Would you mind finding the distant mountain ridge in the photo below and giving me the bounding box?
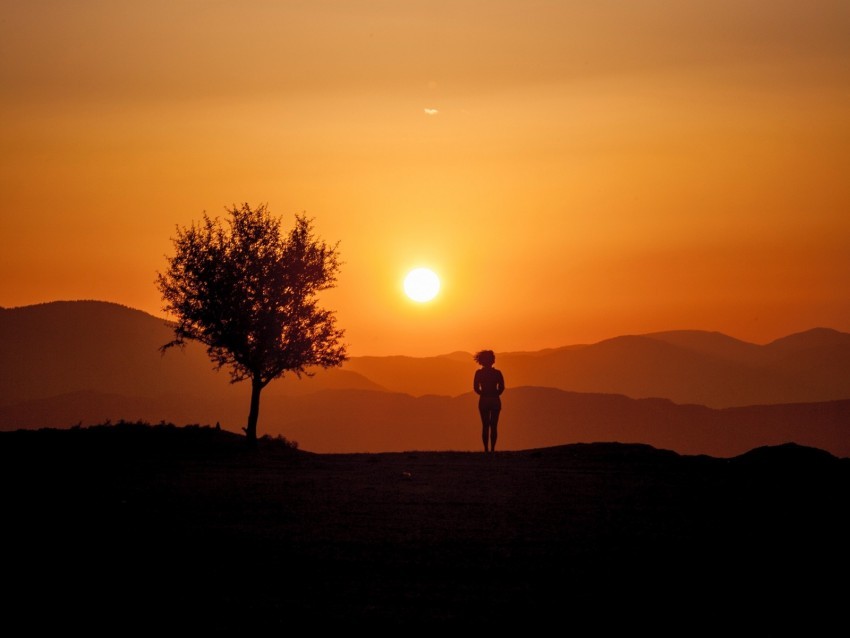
[2,386,848,458]
[342,327,850,407]
[2,300,849,457]
[0,300,384,406]
[3,300,850,408]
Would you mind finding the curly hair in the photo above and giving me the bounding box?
[473,349,496,366]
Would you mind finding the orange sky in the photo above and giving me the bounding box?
[2,1,849,356]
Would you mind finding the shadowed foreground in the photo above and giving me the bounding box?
[2,423,848,630]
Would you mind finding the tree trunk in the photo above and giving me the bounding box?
[244,378,263,446]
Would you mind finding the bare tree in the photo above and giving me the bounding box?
[156,203,347,444]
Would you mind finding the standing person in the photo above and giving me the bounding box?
[473,349,505,452]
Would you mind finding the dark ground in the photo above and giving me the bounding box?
[2,422,848,631]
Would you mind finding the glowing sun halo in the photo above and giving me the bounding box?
[404,268,440,302]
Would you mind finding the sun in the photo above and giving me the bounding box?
[403,268,440,302]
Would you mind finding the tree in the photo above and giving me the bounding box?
[155,203,348,444]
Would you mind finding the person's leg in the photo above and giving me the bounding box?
[479,406,489,451]
[490,409,500,451]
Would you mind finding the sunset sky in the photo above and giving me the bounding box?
[2,1,849,356]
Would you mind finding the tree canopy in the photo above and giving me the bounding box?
[156,203,347,443]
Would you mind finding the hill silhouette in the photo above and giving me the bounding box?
[345,328,850,406]
[2,423,847,629]
[2,300,849,457]
[0,300,383,405]
[24,386,845,458]
[5,300,849,407]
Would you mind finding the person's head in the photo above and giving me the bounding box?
[473,349,496,367]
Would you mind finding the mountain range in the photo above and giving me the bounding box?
[1,300,849,457]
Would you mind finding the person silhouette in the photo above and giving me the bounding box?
[473,349,505,452]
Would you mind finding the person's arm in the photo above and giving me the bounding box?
[473,370,482,395]
[496,370,505,395]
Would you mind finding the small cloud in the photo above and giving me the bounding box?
[424,108,439,116]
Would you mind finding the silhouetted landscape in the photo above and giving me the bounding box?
[2,300,849,457]
[3,300,849,627]
[2,300,849,628]
[2,422,848,629]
